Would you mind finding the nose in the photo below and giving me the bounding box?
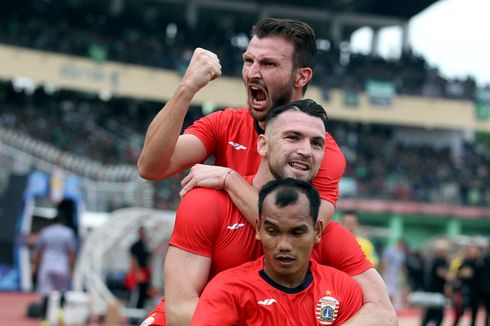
[295,140,313,158]
[277,235,293,252]
[245,61,261,79]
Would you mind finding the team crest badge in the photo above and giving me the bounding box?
[315,295,339,325]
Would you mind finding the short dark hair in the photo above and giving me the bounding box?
[251,18,317,94]
[264,98,328,129]
[258,178,320,223]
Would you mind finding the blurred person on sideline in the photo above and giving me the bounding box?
[340,210,379,267]
[140,100,395,326]
[32,200,78,325]
[191,179,363,325]
[479,240,490,326]
[421,239,450,326]
[451,244,481,326]
[381,239,407,310]
[126,226,152,312]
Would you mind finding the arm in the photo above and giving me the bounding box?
[344,268,397,326]
[180,165,333,226]
[138,48,221,180]
[164,246,212,326]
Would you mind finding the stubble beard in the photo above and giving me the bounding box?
[249,78,296,122]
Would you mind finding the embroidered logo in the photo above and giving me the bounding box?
[228,141,247,151]
[315,295,339,325]
[227,223,245,230]
[258,298,277,306]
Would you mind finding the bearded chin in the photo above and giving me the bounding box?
[269,161,316,182]
[268,162,285,180]
[255,83,295,122]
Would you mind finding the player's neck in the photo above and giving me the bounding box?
[262,259,311,289]
[252,162,275,190]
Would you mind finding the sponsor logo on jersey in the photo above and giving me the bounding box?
[315,295,339,325]
[258,298,277,306]
[227,223,245,230]
[228,141,247,151]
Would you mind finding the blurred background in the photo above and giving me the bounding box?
[0,0,489,325]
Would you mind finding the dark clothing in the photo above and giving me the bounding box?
[422,256,448,326]
[480,253,490,326]
[129,239,151,310]
[131,240,150,268]
[452,259,480,326]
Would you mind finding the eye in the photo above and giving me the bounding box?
[243,57,253,65]
[311,140,324,149]
[266,228,278,236]
[292,230,305,236]
[286,135,299,141]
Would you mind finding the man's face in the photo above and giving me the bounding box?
[257,193,321,287]
[242,36,296,121]
[259,110,325,181]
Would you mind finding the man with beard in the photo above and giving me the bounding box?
[138,18,343,226]
[140,100,395,326]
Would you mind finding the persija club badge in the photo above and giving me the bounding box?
[315,295,339,325]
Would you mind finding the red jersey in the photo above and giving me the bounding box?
[191,258,363,326]
[142,180,372,326]
[184,108,345,205]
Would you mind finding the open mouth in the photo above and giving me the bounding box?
[249,84,267,107]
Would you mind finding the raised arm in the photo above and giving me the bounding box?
[138,48,221,180]
[164,246,212,326]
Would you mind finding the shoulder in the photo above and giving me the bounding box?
[181,186,229,203]
[176,188,233,224]
[324,132,345,159]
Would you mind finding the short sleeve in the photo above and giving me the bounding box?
[169,188,222,257]
[184,110,225,156]
[312,221,372,276]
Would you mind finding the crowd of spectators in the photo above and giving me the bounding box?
[1,80,489,210]
[0,0,479,100]
[1,1,488,209]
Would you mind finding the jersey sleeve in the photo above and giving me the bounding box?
[313,222,373,276]
[311,132,346,206]
[169,188,222,257]
[191,273,240,326]
[183,110,225,156]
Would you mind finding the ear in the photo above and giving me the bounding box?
[294,67,313,89]
[314,220,323,244]
[257,134,268,158]
[255,217,262,240]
